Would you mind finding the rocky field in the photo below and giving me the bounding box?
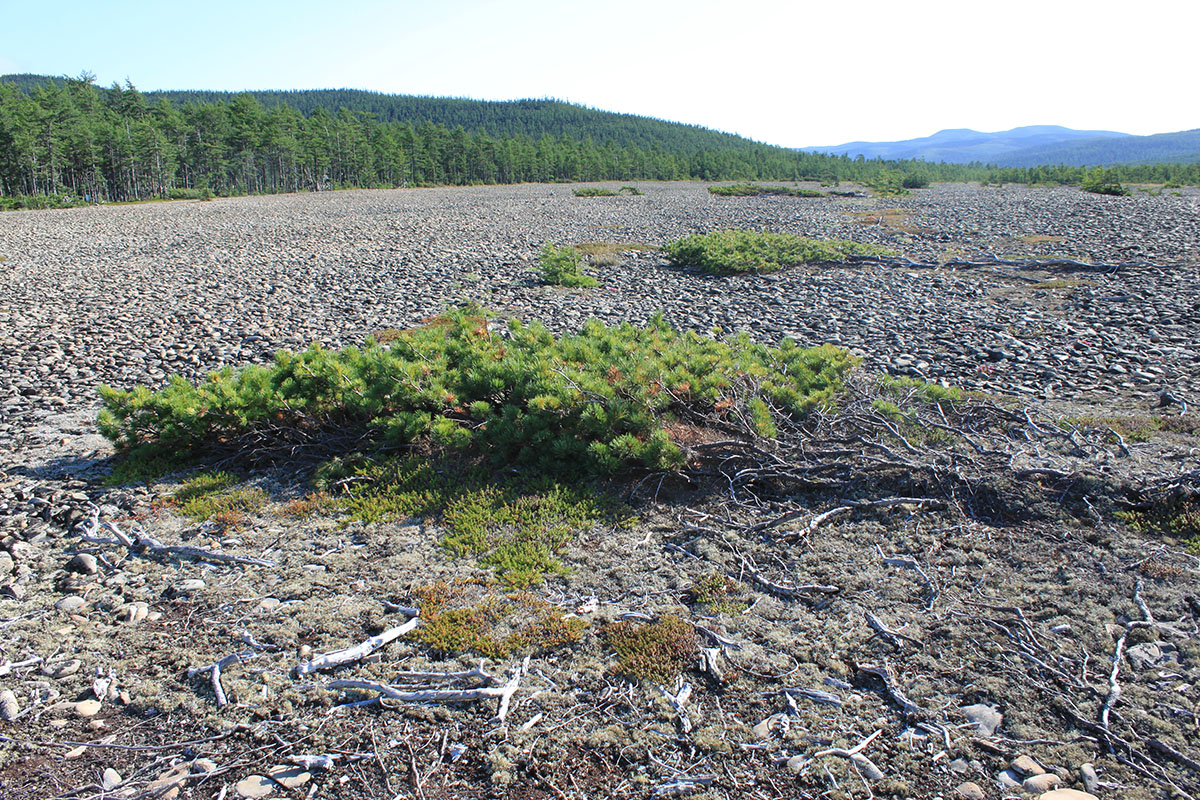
[0,182,1198,800]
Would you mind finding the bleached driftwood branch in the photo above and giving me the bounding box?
[296,617,420,676]
[188,651,258,707]
[327,658,527,722]
[75,506,274,568]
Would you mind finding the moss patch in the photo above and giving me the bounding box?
[410,582,586,658]
[171,471,267,526]
[319,456,628,586]
[602,615,698,682]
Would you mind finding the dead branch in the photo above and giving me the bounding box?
[738,557,839,600]
[813,728,885,780]
[781,687,843,707]
[187,651,257,707]
[876,545,936,604]
[389,666,496,686]
[328,658,527,723]
[656,681,693,734]
[75,506,274,568]
[296,617,420,676]
[0,656,43,677]
[864,611,923,650]
[856,662,922,718]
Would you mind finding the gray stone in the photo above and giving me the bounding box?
[1078,763,1099,794]
[962,703,1002,736]
[66,553,98,574]
[956,782,986,800]
[1125,642,1163,670]
[1010,754,1044,776]
[1023,773,1061,793]
[54,595,87,613]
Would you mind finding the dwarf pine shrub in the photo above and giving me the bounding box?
[572,187,618,197]
[538,242,598,287]
[709,183,824,197]
[98,305,856,477]
[665,230,895,274]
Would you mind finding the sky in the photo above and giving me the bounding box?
[1,0,1194,148]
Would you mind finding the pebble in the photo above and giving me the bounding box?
[65,553,99,574]
[1079,763,1099,794]
[42,658,82,678]
[54,595,88,612]
[1037,791,1099,800]
[236,774,276,798]
[1010,754,1045,776]
[172,579,206,595]
[997,769,1023,789]
[962,703,1003,736]
[74,699,102,717]
[0,688,18,721]
[101,767,122,790]
[956,782,986,800]
[1024,773,1061,792]
[267,765,311,789]
[116,601,149,624]
[256,597,281,613]
[146,764,190,800]
[752,715,781,740]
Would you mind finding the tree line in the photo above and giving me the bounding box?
[0,74,1196,207]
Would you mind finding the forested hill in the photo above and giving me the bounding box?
[3,74,770,154]
[0,73,971,204]
[994,129,1200,168]
[150,91,763,154]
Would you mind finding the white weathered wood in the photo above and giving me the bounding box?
[296,617,420,676]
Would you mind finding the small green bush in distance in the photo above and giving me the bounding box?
[1080,167,1131,197]
[538,242,598,287]
[573,187,618,197]
[709,183,824,198]
[618,186,642,195]
[98,304,857,477]
[0,193,88,211]
[665,229,896,274]
[166,186,216,201]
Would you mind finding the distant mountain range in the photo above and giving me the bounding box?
[802,125,1200,167]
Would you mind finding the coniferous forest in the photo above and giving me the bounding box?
[1,73,1197,208]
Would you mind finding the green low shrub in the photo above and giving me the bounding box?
[98,305,857,478]
[665,229,895,274]
[167,186,216,201]
[538,242,598,287]
[709,183,823,197]
[1081,167,1131,196]
[0,193,87,211]
[573,187,617,197]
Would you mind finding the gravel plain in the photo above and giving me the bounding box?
[2,181,1198,472]
[1,182,1199,800]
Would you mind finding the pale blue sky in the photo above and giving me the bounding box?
[2,0,1194,147]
